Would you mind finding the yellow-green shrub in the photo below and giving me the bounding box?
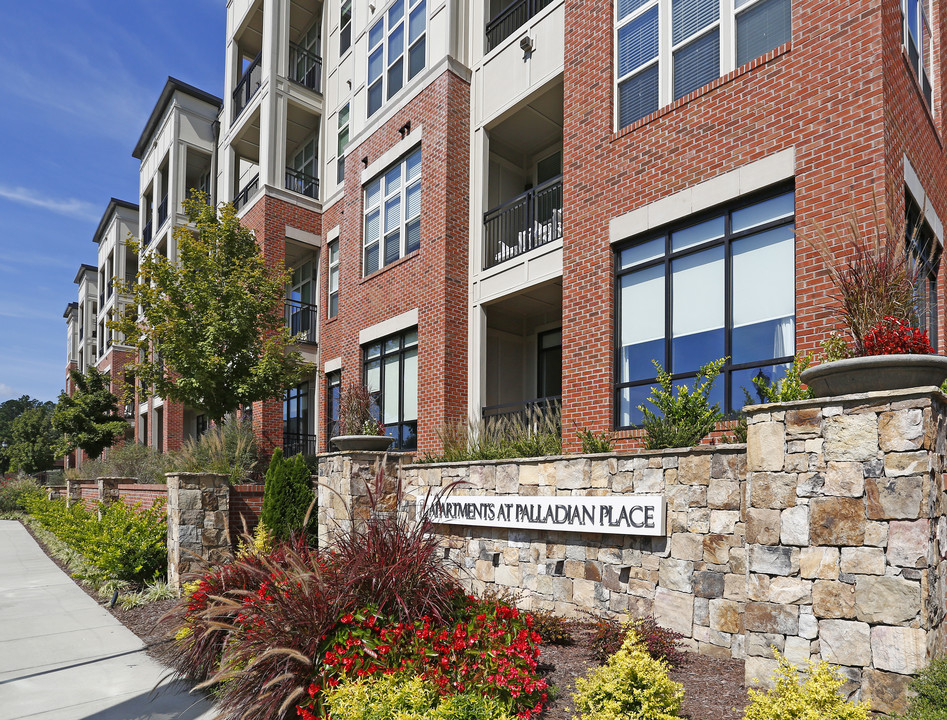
[323,674,515,720]
[572,630,683,720]
[743,651,871,720]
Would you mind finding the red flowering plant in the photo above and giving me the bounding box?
[295,595,547,720]
[861,316,934,356]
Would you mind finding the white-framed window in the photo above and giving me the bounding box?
[367,0,427,117]
[903,0,933,108]
[363,147,422,274]
[340,0,353,55]
[615,0,791,130]
[615,185,795,427]
[337,103,350,184]
[328,239,340,318]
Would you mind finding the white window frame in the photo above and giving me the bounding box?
[363,147,422,274]
[902,0,933,110]
[328,239,340,318]
[614,0,790,131]
[337,103,350,184]
[367,0,427,117]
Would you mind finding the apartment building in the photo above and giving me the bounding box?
[131,78,223,453]
[65,0,947,458]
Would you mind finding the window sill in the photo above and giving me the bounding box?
[358,248,420,284]
[900,48,941,146]
[611,41,792,142]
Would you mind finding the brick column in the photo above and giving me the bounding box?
[165,473,231,590]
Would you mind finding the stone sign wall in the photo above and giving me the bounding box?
[316,387,947,714]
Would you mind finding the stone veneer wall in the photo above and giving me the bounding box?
[165,473,230,590]
[316,388,947,714]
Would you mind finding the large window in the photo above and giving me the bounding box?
[615,0,791,129]
[367,0,427,117]
[903,0,933,108]
[364,147,421,274]
[364,329,418,449]
[284,382,310,437]
[328,239,340,318]
[906,191,940,348]
[615,187,795,427]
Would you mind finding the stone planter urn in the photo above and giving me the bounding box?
[800,354,947,397]
[331,434,395,452]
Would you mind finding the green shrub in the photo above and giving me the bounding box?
[575,424,614,454]
[324,674,515,720]
[260,448,316,540]
[743,651,871,720]
[0,475,43,512]
[77,441,176,483]
[638,358,725,450]
[749,354,814,404]
[175,417,258,483]
[23,494,166,585]
[899,658,947,720]
[573,630,684,720]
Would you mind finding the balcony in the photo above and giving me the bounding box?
[289,43,323,94]
[486,0,556,51]
[285,299,317,343]
[107,279,114,298]
[157,194,168,228]
[483,175,562,270]
[234,173,260,211]
[99,291,105,307]
[233,53,263,121]
[285,167,319,200]
[283,431,318,457]
[142,219,153,245]
[79,327,84,340]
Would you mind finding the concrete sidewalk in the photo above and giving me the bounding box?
[0,519,217,720]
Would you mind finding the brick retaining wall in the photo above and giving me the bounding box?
[230,484,266,536]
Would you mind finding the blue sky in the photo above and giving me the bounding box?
[0,0,224,403]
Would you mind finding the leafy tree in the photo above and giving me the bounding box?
[53,367,128,461]
[7,407,59,474]
[260,448,316,540]
[0,396,55,472]
[113,195,312,424]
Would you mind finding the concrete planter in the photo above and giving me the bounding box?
[801,354,947,397]
[331,434,395,452]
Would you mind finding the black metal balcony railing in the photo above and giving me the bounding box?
[486,0,556,51]
[233,53,263,120]
[482,395,562,430]
[234,173,260,211]
[285,167,320,199]
[157,194,168,228]
[142,219,153,245]
[289,43,323,93]
[107,279,114,298]
[106,333,112,349]
[285,298,318,343]
[79,327,84,340]
[283,431,318,457]
[483,175,562,270]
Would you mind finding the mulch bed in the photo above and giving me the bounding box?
[537,623,749,720]
[21,518,749,719]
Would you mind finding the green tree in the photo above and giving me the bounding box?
[53,367,129,461]
[260,448,316,540]
[7,406,59,474]
[0,396,55,472]
[113,196,311,424]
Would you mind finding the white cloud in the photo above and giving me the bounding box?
[0,185,99,222]
[0,383,14,398]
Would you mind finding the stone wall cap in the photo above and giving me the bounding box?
[746,386,946,414]
[96,477,138,481]
[402,444,747,470]
[164,472,230,479]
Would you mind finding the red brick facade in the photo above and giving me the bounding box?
[560,0,947,450]
[317,69,471,455]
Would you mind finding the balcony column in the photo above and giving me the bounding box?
[468,305,487,425]
[258,0,281,190]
